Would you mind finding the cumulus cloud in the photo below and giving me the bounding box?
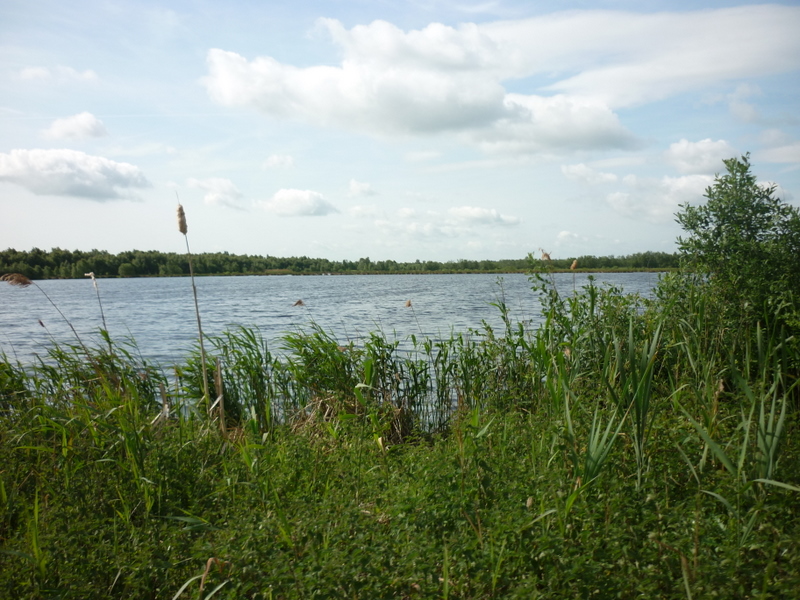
[42,112,108,140]
[187,177,244,208]
[202,6,799,155]
[448,206,520,226]
[263,154,294,169]
[259,189,338,216]
[606,174,712,223]
[561,163,618,184]
[349,179,377,197]
[201,19,635,153]
[0,149,149,200]
[473,94,638,154]
[19,66,98,82]
[664,139,736,174]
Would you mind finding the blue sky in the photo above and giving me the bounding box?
[1,1,798,262]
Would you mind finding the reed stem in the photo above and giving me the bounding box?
[177,203,210,407]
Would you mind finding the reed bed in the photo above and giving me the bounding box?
[1,274,799,599]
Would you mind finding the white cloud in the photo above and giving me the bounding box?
[349,179,376,197]
[664,139,736,174]
[201,18,636,154]
[606,174,713,223]
[448,206,520,226]
[42,112,108,140]
[557,230,581,242]
[19,66,98,82]
[397,207,418,219]
[187,177,244,208]
[203,6,800,157]
[473,94,637,154]
[405,150,441,162]
[758,142,800,165]
[524,7,800,108]
[760,181,794,203]
[0,149,149,200]
[18,67,51,80]
[561,163,617,184]
[263,154,294,169]
[259,189,338,216]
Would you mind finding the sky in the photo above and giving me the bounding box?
[1,0,799,262]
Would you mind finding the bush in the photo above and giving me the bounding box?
[676,154,800,330]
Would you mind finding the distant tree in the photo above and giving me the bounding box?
[118,263,137,278]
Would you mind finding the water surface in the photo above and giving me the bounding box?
[0,272,661,365]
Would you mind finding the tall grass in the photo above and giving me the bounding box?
[0,270,798,598]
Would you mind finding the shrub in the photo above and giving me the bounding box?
[676,154,800,331]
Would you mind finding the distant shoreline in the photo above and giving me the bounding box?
[20,267,676,281]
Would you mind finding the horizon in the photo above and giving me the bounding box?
[1,1,798,262]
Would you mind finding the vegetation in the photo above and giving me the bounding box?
[0,248,679,279]
[677,153,800,332]
[0,156,798,598]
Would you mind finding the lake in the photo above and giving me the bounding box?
[0,272,661,366]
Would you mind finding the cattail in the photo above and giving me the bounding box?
[404,299,412,308]
[570,259,578,270]
[293,299,305,307]
[177,204,188,235]
[539,248,551,261]
[176,201,210,408]
[1,272,33,287]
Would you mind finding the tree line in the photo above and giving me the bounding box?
[0,247,679,280]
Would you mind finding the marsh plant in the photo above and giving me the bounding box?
[177,202,211,408]
[0,156,798,598]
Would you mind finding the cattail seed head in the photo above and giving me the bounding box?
[177,204,188,235]
[538,248,551,261]
[405,299,412,308]
[1,273,33,287]
[570,259,578,270]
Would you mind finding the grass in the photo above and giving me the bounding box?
[1,274,799,598]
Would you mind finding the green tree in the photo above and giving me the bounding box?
[676,154,800,328]
[118,262,138,277]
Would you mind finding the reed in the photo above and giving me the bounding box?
[176,203,210,409]
[1,248,799,597]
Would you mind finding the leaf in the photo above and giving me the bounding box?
[701,490,733,514]
[753,479,800,493]
[678,402,736,476]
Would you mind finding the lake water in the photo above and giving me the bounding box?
[0,272,661,366]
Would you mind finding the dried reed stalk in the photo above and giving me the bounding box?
[2,272,90,354]
[176,203,210,407]
[85,271,112,353]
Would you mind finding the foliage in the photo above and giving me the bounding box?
[676,154,800,330]
[0,247,679,279]
[1,154,799,597]
[2,261,799,597]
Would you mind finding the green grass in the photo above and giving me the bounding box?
[1,276,799,598]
